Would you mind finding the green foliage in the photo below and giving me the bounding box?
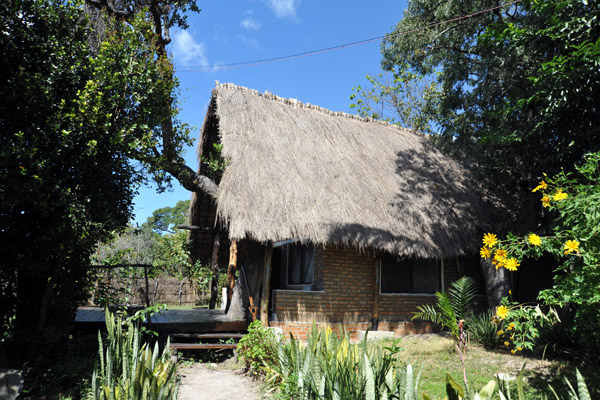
[485,151,600,358]
[88,309,178,400]
[349,68,442,134]
[142,200,190,234]
[200,143,229,183]
[265,325,421,400]
[493,297,560,355]
[465,310,499,350]
[0,0,138,343]
[380,0,600,206]
[412,277,478,340]
[236,320,279,375]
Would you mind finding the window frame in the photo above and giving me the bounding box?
[379,255,443,295]
[283,243,315,287]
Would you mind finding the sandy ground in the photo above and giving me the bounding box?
[177,362,261,400]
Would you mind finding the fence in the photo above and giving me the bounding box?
[89,265,206,306]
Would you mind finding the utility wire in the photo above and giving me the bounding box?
[177,0,524,72]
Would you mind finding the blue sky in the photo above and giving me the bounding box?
[132,0,407,224]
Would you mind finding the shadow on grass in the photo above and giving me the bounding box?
[524,360,600,399]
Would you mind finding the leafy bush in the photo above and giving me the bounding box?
[466,310,500,349]
[88,309,178,400]
[237,320,279,375]
[480,151,600,359]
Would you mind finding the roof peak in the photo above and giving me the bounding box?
[214,81,413,133]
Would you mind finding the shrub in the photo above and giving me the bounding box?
[266,325,419,400]
[412,276,478,341]
[237,320,279,375]
[88,309,178,400]
[466,310,500,349]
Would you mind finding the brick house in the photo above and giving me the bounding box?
[188,83,488,339]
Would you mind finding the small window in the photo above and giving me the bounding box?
[284,244,314,285]
[380,254,440,294]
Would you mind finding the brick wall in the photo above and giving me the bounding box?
[270,246,490,339]
[272,245,453,338]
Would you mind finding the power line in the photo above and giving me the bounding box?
[176,0,524,72]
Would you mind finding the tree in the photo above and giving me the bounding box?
[380,0,600,211]
[349,67,443,134]
[143,199,190,234]
[0,0,137,348]
[379,0,599,304]
[483,151,600,357]
[83,0,218,199]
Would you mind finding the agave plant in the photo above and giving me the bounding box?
[412,276,478,340]
[265,324,422,400]
[88,308,178,400]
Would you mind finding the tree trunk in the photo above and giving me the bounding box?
[480,258,511,307]
[260,244,274,326]
[225,240,238,314]
[226,241,264,321]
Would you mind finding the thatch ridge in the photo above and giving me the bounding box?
[192,82,486,259]
[213,81,425,135]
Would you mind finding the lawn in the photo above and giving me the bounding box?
[382,333,599,399]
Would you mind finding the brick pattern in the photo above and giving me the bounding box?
[271,246,487,338]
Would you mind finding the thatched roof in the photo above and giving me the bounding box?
[190,82,486,260]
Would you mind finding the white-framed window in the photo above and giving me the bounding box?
[283,243,314,286]
[380,254,440,294]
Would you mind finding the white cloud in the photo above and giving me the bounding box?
[262,0,301,19]
[240,17,261,30]
[171,30,208,66]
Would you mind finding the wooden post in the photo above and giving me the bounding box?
[372,258,380,331]
[208,232,221,309]
[260,244,274,326]
[143,265,151,308]
[225,240,238,314]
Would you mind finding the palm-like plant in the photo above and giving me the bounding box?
[412,276,478,340]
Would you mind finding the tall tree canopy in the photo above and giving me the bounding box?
[380,0,600,216]
[0,0,213,359]
[0,0,138,338]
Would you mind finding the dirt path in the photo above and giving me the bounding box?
[177,362,261,400]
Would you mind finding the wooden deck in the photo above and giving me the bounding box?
[75,307,248,334]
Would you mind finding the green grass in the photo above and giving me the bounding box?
[377,334,599,399]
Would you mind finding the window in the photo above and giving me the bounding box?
[284,244,314,285]
[380,254,440,294]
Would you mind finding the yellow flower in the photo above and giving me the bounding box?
[528,233,542,247]
[564,240,580,255]
[506,325,512,331]
[532,180,547,192]
[483,233,498,248]
[511,349,516,354]
[496,305,509,320]
[480,246,492,259]
[504,341,510,346]
[504,257,520,271]
[517,346,523,352]
[495,249,507,259]
[508,290,512,295]
[553,190,568,201]
[510,322,515,328]
[541,195,551,208]
[492,249,507,270]
[497,330,504,336]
